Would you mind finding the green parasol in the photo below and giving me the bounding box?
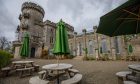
[53,19,70,58]
[20,32,29,58]
[52,19,70,84]
[97,0,140,37]
[128,44,133,54]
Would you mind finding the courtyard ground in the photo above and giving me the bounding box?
[0,59,139,84]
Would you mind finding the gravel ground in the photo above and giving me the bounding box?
[0,59,139,84]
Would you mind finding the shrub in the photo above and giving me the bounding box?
[41,50,48,58]
[101,53,109,61]
[65,54,75,59]
[0,50,13,69]
[83,56,96,61]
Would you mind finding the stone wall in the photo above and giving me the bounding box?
[68,31,126,60]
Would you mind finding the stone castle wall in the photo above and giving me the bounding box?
[68,31,127,60]
[14,2,74,58]
[14,1,140,60]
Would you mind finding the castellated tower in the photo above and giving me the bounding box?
[13,2,74,58]
[17,2,45,58]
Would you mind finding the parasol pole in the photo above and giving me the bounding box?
[57,55,59,66]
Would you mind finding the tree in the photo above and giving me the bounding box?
[0,36,9,50]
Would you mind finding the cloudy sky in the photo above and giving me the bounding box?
[0,0,127,41]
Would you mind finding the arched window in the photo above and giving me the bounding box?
[70,43,73,54]
[114,37,120,54]
[101,39,108,53]
[88,40,93,55]
[79,42,82,56]
[50,29,54,43]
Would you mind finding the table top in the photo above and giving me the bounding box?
[128,64,140,72]
[116,71,132,77]
[12,61,34,64]
[42,63,73,70]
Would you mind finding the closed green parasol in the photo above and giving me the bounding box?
[52,19,70,84]
[128,44,133,54]
[20,32,29,58]
[97,0,140,37]
[53,19,70,55]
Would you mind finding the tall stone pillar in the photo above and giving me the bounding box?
[82,29,87,57]
[13,41,22,59]
[112,48,116,60]
[111,37,116,60]
[74,32,77,56]
[93,26,99,60]
[122,36,128,58]
[109,37,113,59]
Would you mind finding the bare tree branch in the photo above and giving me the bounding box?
[0,36,9,50]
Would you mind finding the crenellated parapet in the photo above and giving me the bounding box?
[44,20,74,32]
[22,2,45,17]
[44,20,56,28]
[64,22,74,31]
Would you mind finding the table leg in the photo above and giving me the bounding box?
[20,70,23,78]
[31,62,34,67]
[57,70,59,84]
[117,77,124,84]
[65,70,71,78]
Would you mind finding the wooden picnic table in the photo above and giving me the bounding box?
[12,61,34,68]
[42,63,73,84]
[128,64,140,72]
[127,64,140,83]
[12,61,34,64]
[12,61,35,77]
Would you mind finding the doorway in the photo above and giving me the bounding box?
[31,47,35,58]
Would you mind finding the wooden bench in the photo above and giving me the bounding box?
[38,70,46,79]
[29,76,50,84]
[34,65,40,72]
[38,70,58,81]
[1,67,11,77]
[14,65,23,69]
[68,69,79,73]
[61,74,83,84]
[123,81,137,84]
[16,67,34,77]
[126,74,140,84]
[68,69,79,77]
[116,71,132,84]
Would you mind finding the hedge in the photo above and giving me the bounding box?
[0,50,13,69]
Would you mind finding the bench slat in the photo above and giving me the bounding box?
[16,67,34,71]
[1,67,11,71]
[124,81,137,84]
[29,76,49,84]
[61,74,82,84]
[68,69,79,73]
[116,71,132,77]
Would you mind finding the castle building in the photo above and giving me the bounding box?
[68,26,127,60]
[13,2,74,58]
[13,2,140,60]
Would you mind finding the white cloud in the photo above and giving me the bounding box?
[0,0,128,41]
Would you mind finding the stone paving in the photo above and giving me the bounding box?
[0,59,139,84]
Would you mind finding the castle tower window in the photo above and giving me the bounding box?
[34,20,43,27]
[50,29,54,44]
[50,37,52,43]
[19,14,22,20]
[16,25,20,33]
[23,13,30,18]
[50,37,53,44]
[52,37,53,43]
[21,24,29,30]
